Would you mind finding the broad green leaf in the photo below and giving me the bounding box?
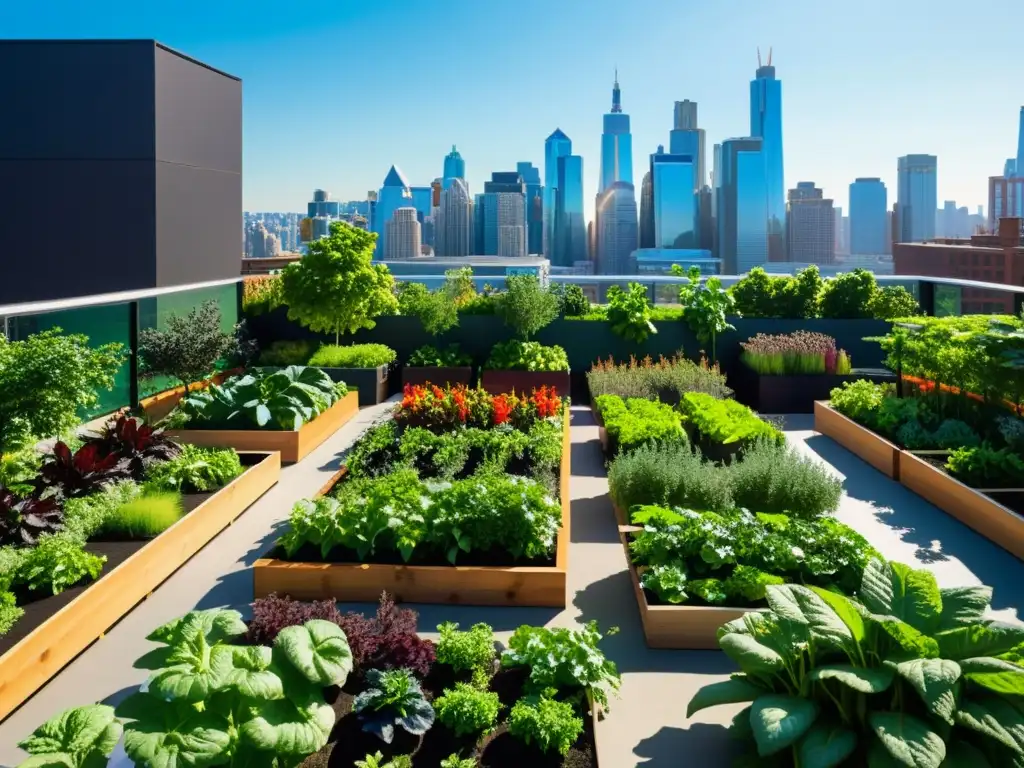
[226,645,284,701]
[240,699,334,755]
[275,620,353,687]
[18,705,122,761]
[809,664,895,694]
[808,587,866,645]
[937,622,1024,661]
[686,677,766,718]
[17,756,77,768]
[941,741,992,767]
[147,642,235,704]
[119,693,232,768]
[955,696,1024,753]
[960,657,1024,697]
[797,722,857,768]
[869,712,946,768]
[861,560,942,634]
[749,695,819,757]
[867,611,940,660]
[720,632,786,676]
[765,585,852,651]
[895,659,961,725]
[939,586,993,630]
[146,608,247,647]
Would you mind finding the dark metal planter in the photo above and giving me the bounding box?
[317,365,389,406]
[480,369,572,397]
[400,366,474,389]
[730,365,896,414]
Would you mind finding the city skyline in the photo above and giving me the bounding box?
[6,0,1020,223]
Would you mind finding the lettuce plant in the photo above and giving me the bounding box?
[688,559,1024,766]
[142,444,242,493]
[595,394,687,453]
[433,682,500,737]
[507,695,584,757]
[353,668,435,743]
[679,392,785,448]
[17,704,122,768]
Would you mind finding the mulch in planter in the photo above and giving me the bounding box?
[300,664,597,768]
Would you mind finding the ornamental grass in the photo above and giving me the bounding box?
[740,331,851,375]
[587,353,732,403]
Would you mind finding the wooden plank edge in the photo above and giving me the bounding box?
[814,400,901,480]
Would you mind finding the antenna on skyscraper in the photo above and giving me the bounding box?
[768,47,773,66]
[757,47,762,67]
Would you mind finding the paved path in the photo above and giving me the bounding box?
[2,408,1023,767]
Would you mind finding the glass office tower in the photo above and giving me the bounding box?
[517,161,543,254]
[1016,107,1024,180]
[600,72,633,192]
[555,154,587,265]
[749,59,785,261]
[849,177,888,254]
[373,165,412,259]
[442,145,465,190]
[544,129,572,260]
[717,138,768,274]
[596,181,638,274]
[652,154,698,249]
[897,155,938,243]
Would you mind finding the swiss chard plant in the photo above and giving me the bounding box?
[0,490,64,546]
[687,559,1024,767]
[352,667,435,744]
[39,443,133,501]
[171,365,346,431]
[87,412,181,480]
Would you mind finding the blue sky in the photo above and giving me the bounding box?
[3,0,1021,222]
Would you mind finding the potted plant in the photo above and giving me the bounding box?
[306,343,397,406]
[398,269,474,388]
[481,274,568,396]
[732,330,894,413]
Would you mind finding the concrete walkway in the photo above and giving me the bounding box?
[2,407,1023,766]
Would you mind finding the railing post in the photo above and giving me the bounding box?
[918,280,935,317]
[1014,292,1023,317]
[128,300,139,409]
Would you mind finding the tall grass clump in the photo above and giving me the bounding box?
[607,443,733,515]
[587,353,731,404]
[740,331,851,375]
[100,491,185,539]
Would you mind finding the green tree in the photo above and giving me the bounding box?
[675,265,737,362]
[280,222,398,344]
[868,285,920,320]
[0,329,126,453]
[820,269,878,319]
[138,301,242,393]
[495,274,560,339]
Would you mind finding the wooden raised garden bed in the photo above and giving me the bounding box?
[814,400,901,479]
[732,367,895,414]
[166,390,358,464]
[400,365,474,389]
[899,450,1024,560]
[480,370,571,397]
[253,414,571,608]
[618,525,751,650]
[139,369,240,423]
[0,451,280,722]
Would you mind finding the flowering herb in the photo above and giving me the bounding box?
[740,330,849,375]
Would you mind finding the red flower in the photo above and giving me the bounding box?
[492,395,511,425]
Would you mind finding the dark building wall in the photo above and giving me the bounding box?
[0,40,241,305]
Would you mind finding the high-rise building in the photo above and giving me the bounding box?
[989,176,1024,229]
[431,179,442,207]
[1005,159,1017,178]
[544,129,573,260]
[599,71,633,192]
[674,99,698,130]
[436,177,473,257]
[639,170,654,248]
[410,186,432,223]
[669,100,706,189]
[716,137,767,274]
[517,161,543,254]
[897,155,938,243]
[652,150,698,249]
[1016,107,1024,179]
[555,154,587,265]
[443,145,465,190]
[374,165,412,258]
[937,201,970,239]
[749,51,785,261]
[849,177,888,255]
[595,181,638,274]
[307,189,341,218]
[383,207,420,261]
[476,172,527,257]
[786,182,834,265]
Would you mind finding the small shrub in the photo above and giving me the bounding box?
[485,340,569,372]
[559,283,590,317]
[868,284,920,319]
[434,683,500,737]
[727,437,842,519]
[241,274,284,315]
[507,696,583,757]
[407,344,471,367]
[819,268,877,319]
[494,274,560,339]
[896,419,934,449]
[308,343,397,368]
[999,415,1024,450]
[679,393,784,449]
[143,445,242,493]
[436,621,496,674]
[947,444,1024,488]
[246,592,344,645]
[100,491,184,539]
[258,340,315,366]
[828,379,892,427]
[608,443,733,513]
[606,283,656,342]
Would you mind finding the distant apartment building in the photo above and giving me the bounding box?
[383,207,421,261]
[849,177,888,255]
[989,176,1024,230]
[786,182,834,265]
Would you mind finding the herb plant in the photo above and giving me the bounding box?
[675,265,736,362]
[439,754,476,768]
[559,283,591,317]
[0,447,42,498]
[355,752,412,768]
[594,395,687,453]
[436,621,497,674]
[947,444,1024,488]
[688,560,1024,767]
[143,444,242,493]
[353,668,435,743]
[485,340,569,372]
[494,274,560,339]
[680,393,785,450]
[587,353,732,403]
[99,491,184,539]
[607,442,734,514]
[308,343,397,368]
[407,344,472,367]
[507,696,584,756]
[606,282,657,343]
[14,534,106,595]
[727,437,843,519]
[434,683,500,737]
[0,590,23,636]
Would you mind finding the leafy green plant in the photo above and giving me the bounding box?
[434,682,500,737]
[868,284,920,319]
[16,704,122,768]
[999,416,1024,451]
[0,589,23,636]
[932,419,980,450]
[0,491,64,546]
[947,444,1024,488]
[407,344,471,367]
[439,754,476,768]
[680,393,785,449]
[353,667,435,744]
[0,447,42,498]
[607,442,734,514]
[138,300,246,393]
[39,442,133,501]
[829,380,892,428]
[396,274,461,337]
[729,266,824,319]
[173,366,345,431]
[436,621,497,674]
[502,621,621,713]
[258,340,315,366]
[507,696,584,756]
[143,445,242,493]
[594,395,687,453]
[559,283,591,317]
[355,752,412,768]
[494,274,560,339]
[0,329,127,453]
[675,264,736,362]
[99,491,184,539]
[820,268,878,319]
[15,534,106,595]
[61,481,142,541]
[308,343,397,368]
[688,559,1024,767]
[606,283,657,343]
[281,220,398,344]
[485,340,569,372]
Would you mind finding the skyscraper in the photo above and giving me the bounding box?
[307,189,341,218]
[652,150,698,249]
[599,71,633,192]
[849,177,888,254]
[786,182,834,265]
[544,129,572,259]
[1016,107,1024,180]
[436,177,473,257]
[989,175,1024,230]
[717,137,767,274]
[374,165,412,258]
[383,207,421,260]
[897,155,938,243]
[477,172,527,257]
[639,170,654,248]
[555,154,587,265]
[443,146,465,190]
[595,181,638,274]
[517,161,543,254]
[749,50,785,261]
[669,100,706,189]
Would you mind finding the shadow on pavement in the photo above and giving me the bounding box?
[634,723,739,766]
